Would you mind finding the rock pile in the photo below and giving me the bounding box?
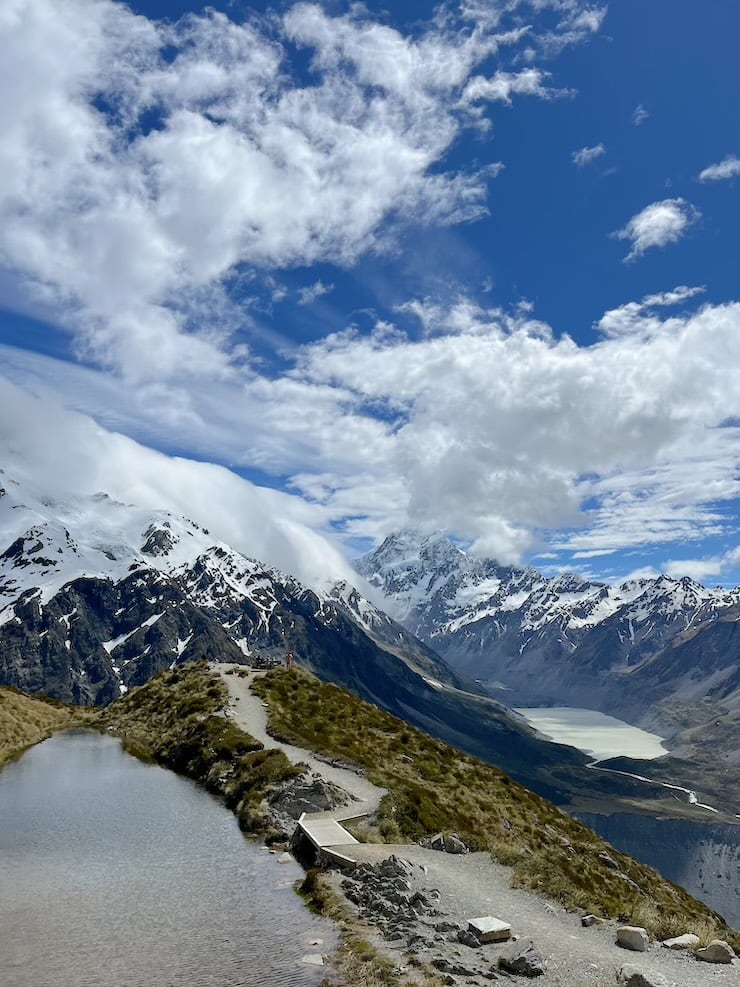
[341,856,440,945]
[270,771,351,835]
[338,855,549,981]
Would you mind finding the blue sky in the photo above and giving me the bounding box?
[0,0,739,586]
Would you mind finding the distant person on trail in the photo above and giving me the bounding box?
[285,652,294,668]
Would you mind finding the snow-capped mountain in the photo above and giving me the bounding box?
[0,470,463,706]
[5,469,631,804]
[357,531,740,720]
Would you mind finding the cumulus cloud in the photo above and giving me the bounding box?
[0,0,604,384]
[572,143,605,167]
[3,294,740,564]
[699,155,740,182]
[596,284,705,336]
[612,198,700,261]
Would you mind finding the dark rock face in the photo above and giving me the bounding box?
[0,571,246,705]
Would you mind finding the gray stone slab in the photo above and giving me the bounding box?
[467,915,512,943]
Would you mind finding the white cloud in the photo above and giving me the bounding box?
[0,0,607,384]
[612,198,699,262]
[699,155,740,182]
[663,546,740,583]
[631,103,649,126]
[663,558,722,582]
[4,296,740,566]
[597,284,705,336]
[297,280,334,306]
[0,378,355,588]
[572,143,605,167]
[461,68,566,106]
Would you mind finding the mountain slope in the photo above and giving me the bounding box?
[0,469,614,804]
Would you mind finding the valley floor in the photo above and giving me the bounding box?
[215,664,738,987]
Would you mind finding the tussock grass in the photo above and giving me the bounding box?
[253,668,739,947]
[0,687,87,766]
[98,663,301,837]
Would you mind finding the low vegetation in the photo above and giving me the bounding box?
[253,667,739,947]
[0,686,87,766]
[98,662,302,838]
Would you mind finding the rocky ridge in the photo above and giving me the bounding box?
[0,471,461,707]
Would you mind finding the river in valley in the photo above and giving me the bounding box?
[0,731,337,987]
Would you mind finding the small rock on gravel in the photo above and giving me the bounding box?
[581,914,603,928]
[457,928,482,948]
[497,938,546,977]
[695,940,736,964]
[617,926,649,952]
[662,933,699,950]
[619,964,668,987]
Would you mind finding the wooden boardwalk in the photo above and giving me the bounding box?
[298,814,359,850]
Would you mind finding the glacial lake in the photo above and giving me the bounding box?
[0,731,336,987]
[514,706,668,761]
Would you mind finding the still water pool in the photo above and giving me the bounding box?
[0,731,336,987]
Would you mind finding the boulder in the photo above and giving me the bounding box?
[422,832,446,851]
[661,933,699,950]
[695,940,736,964]
[618,964,668,987]
[497,939,546,977]
[444,833,468,854]
[617,926,649,952]
[468,916,512,943]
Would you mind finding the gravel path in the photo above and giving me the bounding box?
[216,664,387,819]
[215,664,737,986]
[331,844,738,986]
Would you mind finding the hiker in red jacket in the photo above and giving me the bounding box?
[284,651,294,668]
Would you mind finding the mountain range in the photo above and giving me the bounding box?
[3,467,623,805]
[357,530,740,726]
[3,469,738,815]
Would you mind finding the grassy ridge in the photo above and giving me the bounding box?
[253,667,739,947]
[98,662,303,837]
[0,687,85,766]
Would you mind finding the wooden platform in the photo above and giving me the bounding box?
[298,815,359,850]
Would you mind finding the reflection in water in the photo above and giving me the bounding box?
[0,731,336,987]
